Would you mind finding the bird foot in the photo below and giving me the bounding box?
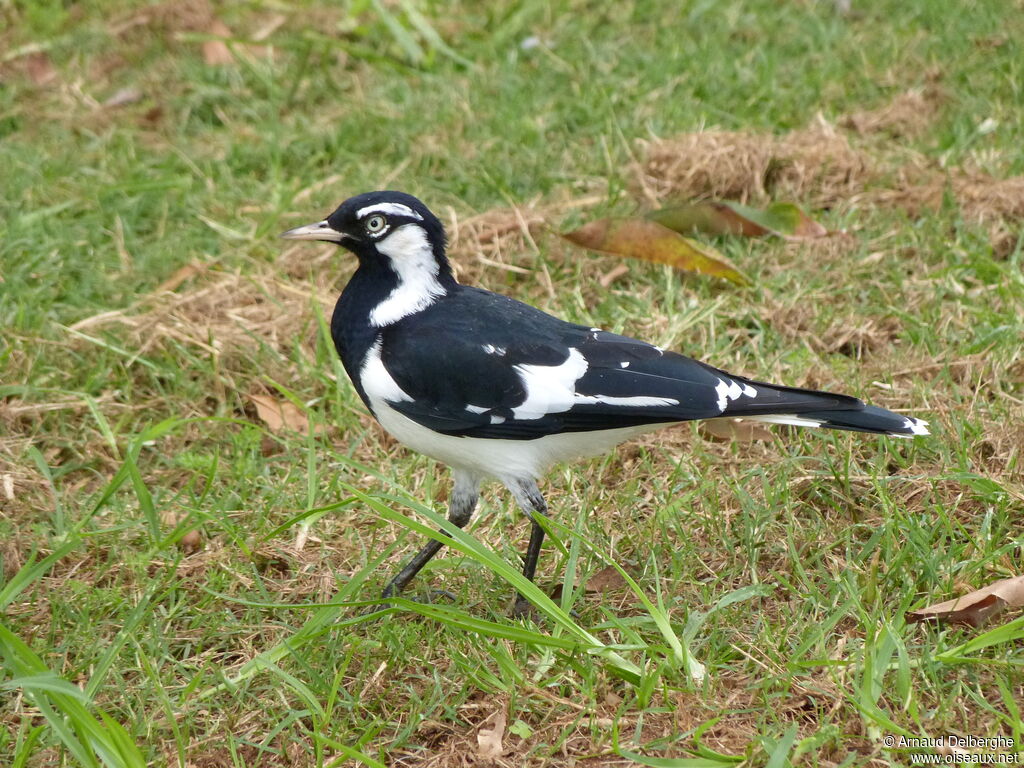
[511,592,580,621]
[511,596,539,620]
[422,588,458,604]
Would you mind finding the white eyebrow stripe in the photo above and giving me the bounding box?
[356,202,424,221]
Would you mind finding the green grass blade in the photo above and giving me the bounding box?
[617,749,739,767]
[763,723,799,768]
[125,451,160,542]
[396,0,474,68]
[542,513,704,680]
[935,614,1024,663]
[350,484,642,681]
[0,623,146,768]
[83,580,160,699]
[2,673,92,699]
[25,445,64,534]
[11,724,46,768]
[0,539,80,611]
[260,497,357,541]
[369,0,424,65]
[317,733,389,768]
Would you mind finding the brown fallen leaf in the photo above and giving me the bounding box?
[906,575,1024,628]
[647,200,828,240]
[203,20,235,66]
[562,218,750,285]
[585,565,628,593]
[26,51,57,86]
[700,418,775,442]
[153,261,203,294]
[476,710,506,761]
[248,393,312,434]
[160,511,203,554]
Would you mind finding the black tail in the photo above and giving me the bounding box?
[740,391,930,438]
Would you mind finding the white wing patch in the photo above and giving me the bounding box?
[902,417,930,436]
[369,224,447,327]
[715,377,759,412]
[361,339,414,407]
[512,348,678,420]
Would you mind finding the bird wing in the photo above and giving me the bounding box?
[373,288,865,440]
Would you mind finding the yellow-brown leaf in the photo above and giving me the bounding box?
[562,218,750,285]
[648,200,828,240]
[648,201,772,237]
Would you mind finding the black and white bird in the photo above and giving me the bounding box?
[282,191,929,615]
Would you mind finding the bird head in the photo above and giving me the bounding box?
[280,191,450,277]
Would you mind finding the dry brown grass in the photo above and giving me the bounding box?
[62,246,338,374]
[447,204,546,266]
[637,115,873,208]
[390,685,766,768]
[840,88,945,139]
[638,98,1024,262]
[767,305,904,360]
[868,170,1024,251]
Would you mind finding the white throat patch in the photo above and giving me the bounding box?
[369,223,448,327]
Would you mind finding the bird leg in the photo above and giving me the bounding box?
[379,470,480,602]
[508,478,549,618]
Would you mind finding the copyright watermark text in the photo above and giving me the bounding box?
[883,734,1020,764]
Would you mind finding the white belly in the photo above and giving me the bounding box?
[375,402,661,480]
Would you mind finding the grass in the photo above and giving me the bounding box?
[2,0,1023,765]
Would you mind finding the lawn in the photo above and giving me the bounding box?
[1,0,1023,765]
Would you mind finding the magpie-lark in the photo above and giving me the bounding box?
[282,190,929,615]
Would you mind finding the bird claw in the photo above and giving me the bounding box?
[511,594,580,621]
[511,596,539,621]
[424,588,458,603]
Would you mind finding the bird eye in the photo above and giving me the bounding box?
[365,214,387,234]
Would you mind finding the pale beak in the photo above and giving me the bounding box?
[279,219,349,242]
